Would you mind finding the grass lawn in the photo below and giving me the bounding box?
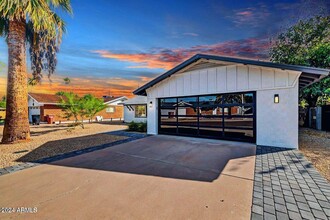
[0,121,128,168]
[299,128,330,182]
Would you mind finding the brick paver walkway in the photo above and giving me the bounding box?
[251,146,330,220]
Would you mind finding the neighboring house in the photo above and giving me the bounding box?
[28,93,128,123]
[134,54,330,149]
[97,96,128,120]
[28,93,65,123]
[122,96,147,123]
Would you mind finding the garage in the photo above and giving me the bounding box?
[158,92,256,142]
[134,54,329,148]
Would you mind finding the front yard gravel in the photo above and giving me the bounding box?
[0,122,128,168]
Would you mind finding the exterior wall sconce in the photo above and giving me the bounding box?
[274,94,279,103]
[149,101,153,108]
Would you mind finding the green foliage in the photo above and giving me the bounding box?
[128,121,147,132]
[0,0,72,84]
[300,77,330,106]
[0,96,5,108]
[80,94,107,122]
[270,15,330,107]
[57,92,107,127]
[63,77,71,85]
[270,16,330,67]
[57,92,81,124]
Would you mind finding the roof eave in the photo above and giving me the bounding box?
[133,54,330,96]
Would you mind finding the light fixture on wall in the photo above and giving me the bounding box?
[149,101,153,108]
[274,94,279,103]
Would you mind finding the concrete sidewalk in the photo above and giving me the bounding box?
[0,135,256,220]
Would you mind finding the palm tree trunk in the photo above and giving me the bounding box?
[2,18,30,143]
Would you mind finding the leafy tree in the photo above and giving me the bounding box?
[63,77,71,85]
[0,0,72,143]
[81,94,107,123]
[0,96,6,108]
[57,92,106,127]
[57,92,81,125]
[270,16,330,107]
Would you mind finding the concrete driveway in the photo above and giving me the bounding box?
[0,135,256,220]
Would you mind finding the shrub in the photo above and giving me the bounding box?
[128,121,147,132]
[137,122,147,132]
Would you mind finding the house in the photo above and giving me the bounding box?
[28,93,127,123]
[97,96,128,120]
[28,93,65,123]
[122,96,147,123]
[134,54,330,149]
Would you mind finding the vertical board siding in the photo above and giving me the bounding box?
[191,71,200,94]
[249,67,261,89]
[275,70,288,87]
[169,78,177,96]
[200,69,208,94]
[237,66,249,90]
[176,75,184,95]
[184,73,191,95]
[216,67,227,92]
[226,66,237,91]
[207,68,217,93]
[147,64,300,98]
[261,69,275,89]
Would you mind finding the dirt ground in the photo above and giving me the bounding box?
[0,121,128,168]
[299,128,330,182]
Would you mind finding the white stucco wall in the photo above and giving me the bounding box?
[256,83,299,148]
[147,97,158,135]
[145,64,301,148]
[28,96,42,122]
[123,106,147,123]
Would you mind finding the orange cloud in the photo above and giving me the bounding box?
[0,75,154,98]
[93,37,270,70]
[93,50,177,69]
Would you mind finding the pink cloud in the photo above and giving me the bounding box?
[93,37,270,70]
[230,5,270,27]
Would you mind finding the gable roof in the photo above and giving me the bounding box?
[29,93,62,104]
[103,96,121,103]
[134,54,330,96]
[103,96,128,104]
[122,96,147,105]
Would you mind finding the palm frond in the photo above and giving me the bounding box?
[47,0,73,14]
[0,16,9,38]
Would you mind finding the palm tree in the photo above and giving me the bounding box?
[63,77,71,85]
[0,0,72,143]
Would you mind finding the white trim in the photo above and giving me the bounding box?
[104,96,128,105]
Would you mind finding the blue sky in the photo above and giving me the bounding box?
[0,0,329,96]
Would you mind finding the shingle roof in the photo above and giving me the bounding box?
[122,96,147,105]
[134,54,330,96]
[29,93,62,104]
[102,96,122,103]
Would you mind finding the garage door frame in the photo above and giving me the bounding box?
[158,91,256,143]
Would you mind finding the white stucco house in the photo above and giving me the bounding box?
[133,54,330,149]
[122,96,147,123]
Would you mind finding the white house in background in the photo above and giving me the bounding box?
[133,54,330,149]
[122,96,147,123]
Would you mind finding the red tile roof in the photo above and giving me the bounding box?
[29,93,62,104]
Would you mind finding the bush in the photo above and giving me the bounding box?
[128,121,147,132]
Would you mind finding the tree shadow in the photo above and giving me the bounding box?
[30,128,67,137]
[255,146,313,175]
[17,135,256,182]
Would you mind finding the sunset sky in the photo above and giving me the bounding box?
[0,0,329,98]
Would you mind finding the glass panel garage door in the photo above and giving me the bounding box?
[158,92,256,142]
